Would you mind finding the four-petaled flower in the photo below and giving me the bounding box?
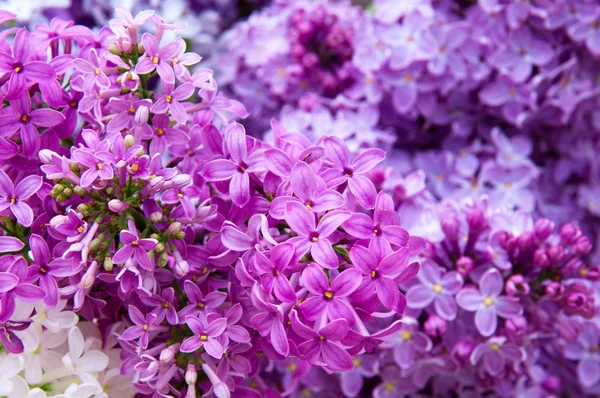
[0,170,42,227]
[112,220,158,270]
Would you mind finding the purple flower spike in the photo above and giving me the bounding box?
[456,268,523,336]
[298,264,361,324]
[321,136,385,209]
[285,200,351,269]
[406,261,463,320]
[0,170,43,227]
[180,315,227,359]
[112,219,158,270]
[290,310,353,372]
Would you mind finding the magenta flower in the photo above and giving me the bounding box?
[254,242,297,303]
[73,150,115,188]
[0,257,45,320]
[147,114,189,155]
[178,280,227,320]
[171,37,202,77]
[140,287,179,325]
[0,170,43,227]
[73,48,110,91]
[343,191,410,246]
[135,33,179,84]
[215,304,251,345]
[350,241,416,313]
[180,315,227,359]
[109,6,154,43]
[286,201,351,269]
[456,268,523,336]
[470,337,525,377]
[161,185,201,218]
[0,237,24,253]
[27,234,77,308]
[150,82,194,125]
[383,321,432,369]
[202,123,265,207]
[298,264,361,324]
[290,310,353,372]
[119,305,161,349]
[321,136,385,209]
[0,94,65,157]
[250,283,289,356]
[0,28,55,100]
[106,98,152,133]
[112,220,158,270]
[406,261,464,320]
[269,161,346,219]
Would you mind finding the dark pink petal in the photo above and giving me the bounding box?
[273,275,297,303]
[327,298,355,325]
[202,159,237,181]
[311,239,339,270]
[375,277,400,311]
[29,234,49,265]
[227,325,251,343]
[290,310,319,340]
[349,245,377,275]
[0,272,18,293]
[0,237,23,253]
[185,315,206,335]
[331,269,362,297]
[381,226,409,246]
[378,247,409,278]
[286,200,315,236]
[21,122,41,158]
[14,175,42,200]
[456,289,484,311]
[298,339,321,364]
[271,242,295,271]
[204,291,227,308]
[120,326,144,342]
[348,175,377,209]
[271,319,289,356]
[483,350,504,376]
[319,319,349,341]
[269,196,295,219]
[406,285,435,309]
[324,136,351,167]
[128,305,146,326]
[342,214,374,239]
[207,318,228,337]
[297,296,327,321]
[180,336,202,353]
[224,122,247,164]
[0,170,14,196]
[4,73,27,100]
[24,61,55,80]
[494,297,523,319]
[302,265,329,294]
[0,137,19,160]
[230,172,250,207]
[11,201,34,227]
[112,245,133,264]
[119,230,138,245]
[322,341,353,372]
[40,275,58,308]
[13,283,45,301]
[351,148,385,174]
[317,210,351,237]
[312,190,345,212]
[264,148,293,177]
[290,161,318,201]
[0,114,22,136]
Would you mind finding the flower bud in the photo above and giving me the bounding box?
[505,315,527,339]
[517,231,535,255]
[63,187,73,198]
[466,208,486,233]
[174,231,186,240]
[533,248,550,269]
[456,256,474,277]
[424,314,447,337]
[546,245,564,264]
[70,163,80,173]
[167,222,182,236]
[39,149,57,164]
[573,236,592,256]
[441,216,460,242]
[452,338,475,365]
[560,222,581,245]
[81,261,99,289]
[135,106,149,125]
[546,282,564,299]
[160,344,178,362]
[103,256,113,272]
[506,274,530,296]
[541,375,561,394]
[185,363,197,385]
[108,199,129,213]
[534,218,554,241]
[124,134,135,149]
[155,243,165,254]
[74,186,86,197]
[150,211,163,223]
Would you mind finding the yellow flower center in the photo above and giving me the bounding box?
[156,128,164,136]
[20,114,29,123]
[165,95,172,103]
[95,68,100,75]
[289,362,297,371]
[77,226,84,233]
[200,335,207,341]
[401,331,412,340]
[177,193,183,199]
[128,107,135,114]
[353,358,361,366]
[433,284,443,293]
[97,163,103,170]
[311,236,318,242]
[130,164,139,172]
[197,302,205,308]
[173,57,179,63]
[385,383,395,391]
[323,291,334,300]
[491,343,500,350]
[143,324,148,330]
[14,66,21,73]
[131,240,139,246]
[152,56,159,64]
[484,297,494,307]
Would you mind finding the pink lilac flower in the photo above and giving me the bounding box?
[456,268,523,336]
[0,170,43,227]
[135,33,179,84]
[180,315,227,359]
[112,220,158,270]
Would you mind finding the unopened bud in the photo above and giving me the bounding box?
[135,106,149,125]
[167,222,182,236]
[155,243,165,254]
[560,223,581,245]
[38,149,57,164]
[456,256,474,277]
[424,314,447,337]
[63,187,73,198]
[174,231,186,240]
[108,45,122,55]
[150,211,163,223]
[106,187,115,196]
[81,261,99,289]
[573,236,592,256]
[76,203,89,213]
[534,218,554,241]
[103,256,113,272]
[185,364,197,385]
[441,216,460,242]
[108,199,129,213]
[70,163,80,173]
[74,186,86,197]
[124,134,135,149]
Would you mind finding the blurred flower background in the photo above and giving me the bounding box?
[2,0,600,397]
